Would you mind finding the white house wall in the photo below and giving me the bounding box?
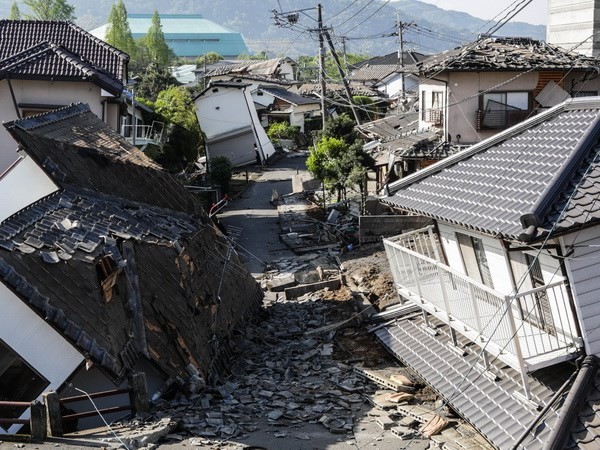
[0,282,84,433]
[437,222,515,296]
[561,226,600,355]
[0,154,58,223]
[195,88,253,139]
[445,71,538,144]
[0,80,112,172]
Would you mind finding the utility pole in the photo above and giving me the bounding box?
[340,36,348,74]
[324,30,362,125]
[271,4,329,129]
[396,15,415,111]
[317,3,328,129]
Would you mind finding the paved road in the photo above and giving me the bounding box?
[218,155,306,276]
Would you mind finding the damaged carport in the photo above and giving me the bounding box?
[205,126,258,168]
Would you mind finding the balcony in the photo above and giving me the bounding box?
[422,108,443,125]
[383,226,581,376]
[121,121,165,149]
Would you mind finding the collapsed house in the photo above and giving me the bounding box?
[378,96,600,448]
[194,81,277,167]
[0,103,261,432]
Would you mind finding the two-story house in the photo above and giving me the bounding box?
[0,20,129,172]
[414,36,600,146]
[378,96,600,448]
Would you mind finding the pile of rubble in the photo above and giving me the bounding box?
[101,289,490,449]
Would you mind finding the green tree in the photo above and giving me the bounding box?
[141,10,173,68]
[105,0,136,58]
[321,113,358,144]
[195,51,224,68]
[8,1,20,19]
[208,156,232,193]
[151,86,202,169]
[23,0,75,20]
[307,116,374,203]
[135,62,178,102]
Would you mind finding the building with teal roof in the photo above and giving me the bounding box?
[90,14,248,59]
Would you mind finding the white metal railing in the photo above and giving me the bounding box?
[121,121,165,146]
[384,226,580,375]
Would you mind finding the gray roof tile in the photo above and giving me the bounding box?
[413,37,599,75]
[384,98,600,242]
[0,20,127,82]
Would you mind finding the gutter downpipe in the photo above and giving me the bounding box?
[510,358,582,449]
[544,355,598,449]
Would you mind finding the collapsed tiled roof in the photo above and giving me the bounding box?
[258,85,319,106]
[0,42,124,95]
[357,113,420,142]
[384,97,600,242]
[0,103,261,382]
[204,57,295,78]
[4,103,202,216]
[0,20,128,82]
[0,187,197,377]
[412,36,599,74]
[297,82,377,97]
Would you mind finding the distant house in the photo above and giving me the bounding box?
[347,51,427,101]
[90,14,248,59]
[412,36,600,145]
[198,57,299,85]
[378,96,600,448]
[194,81,277,167]
[252,85,321,133]
[0,103,261,432]
[0,20,129,172]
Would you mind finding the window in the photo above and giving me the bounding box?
[479,91,531,129]
[0,340,49,430]
[456,233,494,288]
[421,91,444,124]
[522,254,555,335]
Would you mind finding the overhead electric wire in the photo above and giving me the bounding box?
[341,0,391,35]
[333,0,376,30]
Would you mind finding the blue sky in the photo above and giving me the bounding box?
[413,0,547,25]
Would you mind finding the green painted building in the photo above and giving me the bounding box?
[90,14,248,59]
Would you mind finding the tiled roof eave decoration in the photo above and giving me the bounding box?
[0,42,123,96]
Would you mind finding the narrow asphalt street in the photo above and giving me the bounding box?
[218,155,306,275]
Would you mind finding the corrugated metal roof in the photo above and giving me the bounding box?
[0,20,127,82]
[383,97,600,242]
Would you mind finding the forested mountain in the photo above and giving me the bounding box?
[1,0,545,57]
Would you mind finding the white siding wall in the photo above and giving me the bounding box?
[0,80,109,173]
[437,223,514,295]
[562,226,600,355]
[0,155,58,223]
[195,88,253,139]
[0,282,84,433]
